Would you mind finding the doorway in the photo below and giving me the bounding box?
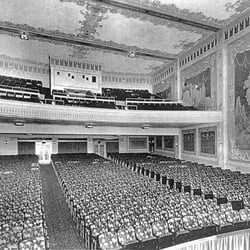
[93,140,106,158]
[35,141,52,164]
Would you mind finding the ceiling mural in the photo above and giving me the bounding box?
[0,34,163,74]
[127,0,246,23]
[0,0,249,74]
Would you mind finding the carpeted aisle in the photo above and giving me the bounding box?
[40,164,85,250]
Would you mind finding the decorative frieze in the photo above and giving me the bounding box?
[102,72,152,85]
[50,56,102,72]
[224,15,250,41]
[0,55,49,75]
[179,36,218,68]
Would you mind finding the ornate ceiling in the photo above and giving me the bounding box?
[0,0,248,74]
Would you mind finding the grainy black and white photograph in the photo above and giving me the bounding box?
[0,0,250,249]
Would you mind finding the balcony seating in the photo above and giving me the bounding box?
[102,88,151,101]
[0,75,42,103]
[126,99,196,111]
[0,155,48,250]
[0,75,198,110]
[52,89,116,109]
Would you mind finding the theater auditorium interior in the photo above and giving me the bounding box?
[1,0,250,250]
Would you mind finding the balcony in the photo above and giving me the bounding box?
[0,99,222,127]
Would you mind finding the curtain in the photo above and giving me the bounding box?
[165,229,250,250]
[185,68,211,97]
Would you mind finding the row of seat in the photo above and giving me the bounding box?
[102,88,151,101]
[51,153,250,250]
[52,89,116,109]
[0,75,42,90]
[0,155,49,250]
[131,102,196,111]
[108,153,250,203]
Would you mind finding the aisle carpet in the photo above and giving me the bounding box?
[40,164,85,250]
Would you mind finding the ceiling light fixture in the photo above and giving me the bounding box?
[85,123,94,128]
[142,125,151,129]
[128,51,136,58]
[20,31,29,40]
[14,121,24,126]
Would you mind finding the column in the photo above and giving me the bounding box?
[87,138,94,153]
[176,58,182,102]
[221,44,228,168]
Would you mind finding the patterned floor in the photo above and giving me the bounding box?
[40,164,85,250]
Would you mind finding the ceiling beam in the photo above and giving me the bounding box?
[95,0,221,32]
[0,24,176,61]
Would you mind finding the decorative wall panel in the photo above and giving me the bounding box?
[18,141,35,155]
[128,137,147,150]
[228,32,250,162]
[183,129,196,153]
[164,136,175,150]
[181,53,217,109]
[156,136,163,149]
[106,141,119,153]
[199,127,216,155]
[58,142,87,154]
[153,75,176,100]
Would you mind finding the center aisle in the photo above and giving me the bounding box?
[40,164,85,250]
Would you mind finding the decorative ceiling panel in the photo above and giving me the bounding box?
[126,0,248,23]
[0,0,212,55]
[0,0,249,74]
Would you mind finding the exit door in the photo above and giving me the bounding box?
[93,141,106,158]
[35,141,52,164]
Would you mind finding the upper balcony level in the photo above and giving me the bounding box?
[0,99,222,128]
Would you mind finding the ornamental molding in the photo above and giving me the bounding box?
[0,100,222,125]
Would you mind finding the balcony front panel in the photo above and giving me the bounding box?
[0,99,222,126]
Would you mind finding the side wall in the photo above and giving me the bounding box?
[225,23,250,172]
